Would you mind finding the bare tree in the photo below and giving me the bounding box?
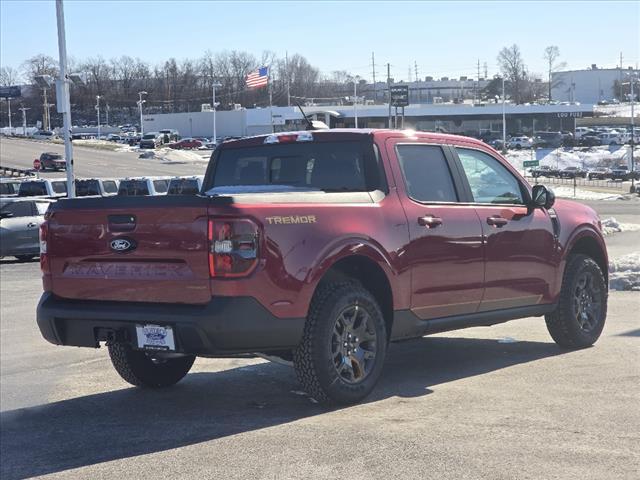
[544,46,567,101]
[0,66,20,86]
[497,44,528,104]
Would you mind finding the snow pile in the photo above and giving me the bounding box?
[551,186,626,201]
[137,147,209,164]
[503,146,633,172]
[609,253,640,291]
[600,217,640,236]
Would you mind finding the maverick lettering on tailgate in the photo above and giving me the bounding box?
[63,262,193,279]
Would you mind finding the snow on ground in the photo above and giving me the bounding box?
[550,186,628,201]
[138,147,209,163]
[600,217,640,236]
[503,146,634,172]
[609,252,640,291]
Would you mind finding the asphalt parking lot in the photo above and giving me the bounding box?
[1,157,639,478]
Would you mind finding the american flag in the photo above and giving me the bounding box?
[246,66,269,89]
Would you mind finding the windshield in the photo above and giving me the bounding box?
[207,141,382,193]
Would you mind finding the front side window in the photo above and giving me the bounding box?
[102,181,117,194]
[456,148,524,204]
[396,144,458,202]
[51,182,67,194]
[1,201,33,218]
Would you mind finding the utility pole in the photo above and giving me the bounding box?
[414,61,418,82]
[95,95,101,140]
[56,0,75,197]
[371,52,376,103]
[137,91,147,135]
[353,76,360,128]
[387,63,391,128]
[19,107,29,136]
[483,62,488,80]
[629,72,636,193]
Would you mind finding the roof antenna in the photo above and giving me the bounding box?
[295,101,329,130]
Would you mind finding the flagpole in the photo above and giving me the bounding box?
[268,66,274,133]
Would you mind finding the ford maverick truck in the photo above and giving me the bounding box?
[36,129,608,404]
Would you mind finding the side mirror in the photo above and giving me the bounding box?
[531,184,555,209]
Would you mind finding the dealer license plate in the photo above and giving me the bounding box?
[136,324,176,351]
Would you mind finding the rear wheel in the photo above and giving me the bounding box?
[294,282,387,405]
[108,342,195,388]
[545,254,607,349]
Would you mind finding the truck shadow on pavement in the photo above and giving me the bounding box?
[0,335,565,479]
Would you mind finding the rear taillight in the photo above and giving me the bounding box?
[39,221,50,274]
[208,218,259,277]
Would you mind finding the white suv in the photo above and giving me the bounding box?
[508,136,534,149]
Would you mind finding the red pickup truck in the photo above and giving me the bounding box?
[37,129,608,404]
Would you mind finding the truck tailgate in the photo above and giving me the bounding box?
[46,196,211,304]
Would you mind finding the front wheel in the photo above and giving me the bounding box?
[108,342,195,388]
[294,282,387,405]
[545,254,607,349]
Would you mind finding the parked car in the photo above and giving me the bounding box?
[574,127,594,139]
[117,177,170,196]
[37,152,66,171]
[18,179,67,198]
[507,136,534,149]
[0,198,54,261]
[578,134,602,147]
[487,139,505,150]
[587,167,611,180]
[194,137,217,149]
[107,134,123,142]
[167,176,204,195]
[559,166,587,179]
[534,132,563,148]
[75,178,120,197]
[36,129,609,405]
[560,131,575,147]
[610,165,631,181]
[530,165,559,178]
[139,133,163,149]
[31,130,56,141]
[159,129,180,144]
[598,132,624,146]
[168,138,203,150]
[0,178,22,196]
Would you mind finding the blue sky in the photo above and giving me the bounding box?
[1,0,639,82]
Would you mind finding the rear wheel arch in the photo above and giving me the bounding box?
[312,254,394,341]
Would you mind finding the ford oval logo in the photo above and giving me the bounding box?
[110,238,136,253]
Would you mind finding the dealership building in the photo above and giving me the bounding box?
[142,102,595,140]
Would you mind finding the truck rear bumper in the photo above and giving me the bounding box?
[36,292,305,355]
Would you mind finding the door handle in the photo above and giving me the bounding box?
[486,216,508,227]
[418,215,443,228]
[27,222,37,228]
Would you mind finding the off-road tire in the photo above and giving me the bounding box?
[294,282,387,405]
[545,254,607,349]
[108,342,195,388]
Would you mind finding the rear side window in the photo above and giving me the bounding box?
[18,182,47,196]
[102,181,117,194]
[396,145,458,202]
[153,180,168,193]
[0,183,17,195]
[35,202,50,215]
[1,201,34,217]
[118,180,150,196]
[210,141,383,192]
[51,182,67,194]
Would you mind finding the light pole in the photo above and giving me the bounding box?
[19,107,29,135]
[353,75,360,128]
[137,91,147,135]
[56,0,75,197]
[212,82,221,144]
[95,95,101,140]
[6,98,11,129]
[501,76,507,152]
[627,72,637,193]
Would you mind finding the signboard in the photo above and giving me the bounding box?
[0,86,21,98]
[390,85,409,107]
[556,112,582,118]
[523,160,539,168]
[33,159,41,171]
